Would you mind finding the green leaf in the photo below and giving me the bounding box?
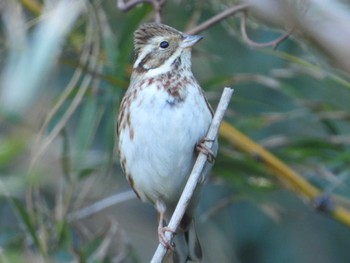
[11,197,44,254]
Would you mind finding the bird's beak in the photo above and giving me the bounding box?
[180,34,203,48]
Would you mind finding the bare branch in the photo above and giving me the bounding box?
[153,0,164,23]
[150,87,234,263]
[186,3,249,35]
[67,190,136,222]
[117,0,164,23]
[117,0,153,11]
[240,11,294,50]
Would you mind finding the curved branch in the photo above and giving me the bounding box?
[67,190,136,222]
[186,3,249,35]
[240,11,294,50]
[117,0,153,11]
[117,0,164,23]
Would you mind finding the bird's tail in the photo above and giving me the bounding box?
[173,219,202,263]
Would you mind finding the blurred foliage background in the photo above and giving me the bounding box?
[1,0,350,262]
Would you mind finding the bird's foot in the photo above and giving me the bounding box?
[158,226,176,249]
[196,137,216,163]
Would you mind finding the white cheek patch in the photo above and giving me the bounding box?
[134,36,165,68]
[134,44,154,68]
[144,48,183,78]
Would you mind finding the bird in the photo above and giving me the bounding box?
[117,23,218,262]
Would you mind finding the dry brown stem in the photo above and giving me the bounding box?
[240,11,294,49]
[117,0,164,23]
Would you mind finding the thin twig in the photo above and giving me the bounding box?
[151,87,234,263]
[117,0,164,23]
[240,11,294,50]
[67,190,136,222]
[186,3,249,35]
[199,193,236,222]
[89,218,119,261]
[153,0,164,23]
[117,0,153,11]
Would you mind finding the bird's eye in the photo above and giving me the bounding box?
[159,41,169,49]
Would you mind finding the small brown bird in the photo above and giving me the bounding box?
[117,23,217,262]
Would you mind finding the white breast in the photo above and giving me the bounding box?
[118,81,212,204]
